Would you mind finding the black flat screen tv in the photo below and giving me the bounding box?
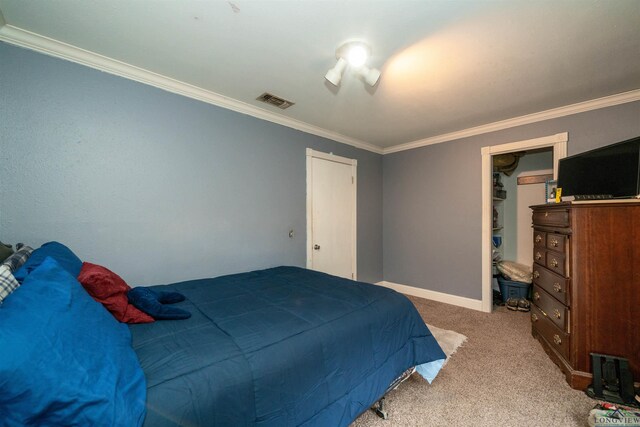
[557,136,640,199]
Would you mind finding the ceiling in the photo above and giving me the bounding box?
[1,0,639,153]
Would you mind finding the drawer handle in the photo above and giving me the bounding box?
[544,212,549,217]
[535,252,542,261]
[535,235,543,244]
[534,292,540,301]
[550,238,559,247]
[553,334,562,345]
[553,309,561,319]
[553,283,562,293]
[531,313,538,322]
[550,258,559,268]
[533,271,540,279]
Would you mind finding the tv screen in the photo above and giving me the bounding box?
[557,136,640,199]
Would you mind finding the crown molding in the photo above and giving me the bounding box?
[0,24,383,155]
[383,89,640,155]
[1,22,637,157]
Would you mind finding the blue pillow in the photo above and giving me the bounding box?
[13,241,82,283]
[0,257,147,426]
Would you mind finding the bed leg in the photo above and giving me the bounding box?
[373,397,388,420]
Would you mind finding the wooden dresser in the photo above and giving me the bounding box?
[530,201,639,390]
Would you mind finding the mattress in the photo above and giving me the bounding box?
[129,266,445,426]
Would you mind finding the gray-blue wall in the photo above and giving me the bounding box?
[2,41,638,299]
[0,42,383,285]
[383,101,640,299]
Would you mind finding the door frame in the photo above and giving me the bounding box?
[480,133,568,312]
[306,148,357,279]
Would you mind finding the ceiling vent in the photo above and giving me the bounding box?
[256,92,295,110]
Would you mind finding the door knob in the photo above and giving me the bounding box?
[314,244,321,250]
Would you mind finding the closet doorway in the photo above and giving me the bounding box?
[480,133,568,312]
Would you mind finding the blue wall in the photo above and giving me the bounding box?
[0,42,383,285]
[383,101,640,299]
[3,40,638,300]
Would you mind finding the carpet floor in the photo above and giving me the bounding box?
[351,296,596,426]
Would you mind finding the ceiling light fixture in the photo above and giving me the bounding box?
[325,58,347,86]
[357,66,382,87]
[325,41,381,87]
[346,44,368,68]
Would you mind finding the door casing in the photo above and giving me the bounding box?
[480,132,567,313]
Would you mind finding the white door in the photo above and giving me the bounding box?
[306,149,357,280]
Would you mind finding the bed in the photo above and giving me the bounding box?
[0,242,445,427]
[130,266,446,426]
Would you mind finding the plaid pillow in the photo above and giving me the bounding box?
[0,264,20,303]
[2,245,34,273]
[0,243,13,263]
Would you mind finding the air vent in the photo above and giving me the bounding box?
[256,92,295,110]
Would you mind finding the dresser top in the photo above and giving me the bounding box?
[531,199,640,209]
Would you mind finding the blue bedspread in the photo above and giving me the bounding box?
[129,266,445,427]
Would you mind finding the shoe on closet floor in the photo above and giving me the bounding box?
[506,298,519,311]
[517,298,531,312]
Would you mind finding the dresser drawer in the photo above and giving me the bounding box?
[532,285,569,332]
[532,209,570,227]
[532,264,569,305]
[531,305,570,360]
[534,231,546,248]
[545,252,567,276]
[546,233,567,253]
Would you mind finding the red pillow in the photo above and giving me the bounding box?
[77,262,154,324]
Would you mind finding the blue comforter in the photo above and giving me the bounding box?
[129,266,445,427]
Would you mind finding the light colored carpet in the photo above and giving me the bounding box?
[426,323,467,368]
[351,296,596,427]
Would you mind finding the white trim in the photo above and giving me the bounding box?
[306,152,313,269]
[306,148,358,280]
[305,148,357,166]
[1,23,637,157]
[480,133,568,312]
[352,165,358,280]
[376,281,483,312]
[0,24,382,155]
[384,91,640,154]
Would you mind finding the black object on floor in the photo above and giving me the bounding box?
[372,397,388,420]
[586,353,639,408]
[492,290,504,306]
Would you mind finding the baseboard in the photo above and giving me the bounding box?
[376,280,483,312]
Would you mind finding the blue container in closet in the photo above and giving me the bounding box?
[497,276,530,302]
